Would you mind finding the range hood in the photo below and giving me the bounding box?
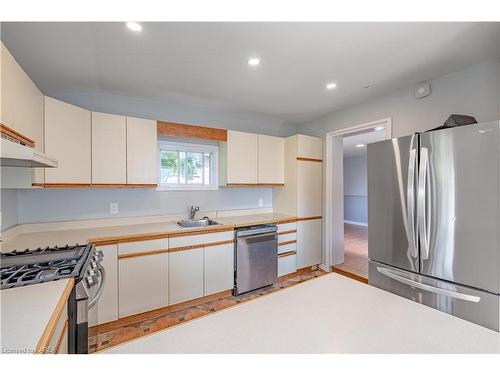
[0,137,58,168]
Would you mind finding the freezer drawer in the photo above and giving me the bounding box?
[369,260,500,331]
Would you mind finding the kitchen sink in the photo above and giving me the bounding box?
[177,218,221,228]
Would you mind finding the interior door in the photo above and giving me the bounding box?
[419,121,500,294]
[367,134,419,273]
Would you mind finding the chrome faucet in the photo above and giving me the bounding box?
[190,206,200,220]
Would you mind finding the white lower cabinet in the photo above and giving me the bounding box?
[118,252,169,318]
[278,254,297,277]
[297,219,322,268]
[169,247,204,305]
[204,242,234,295]
[89,244,118,326]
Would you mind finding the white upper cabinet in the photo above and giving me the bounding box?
[226,130,258,184]
[297,161,323,217]
[0,42,44,150]
[91,112,127,184]
[126,117,157,185]
[258,134,284,184]
[45,97,91,184]
[297,134,323,160]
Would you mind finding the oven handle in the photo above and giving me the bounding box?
[89,265,106,309]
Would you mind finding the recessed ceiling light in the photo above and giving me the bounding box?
[374,126,385,131]
[248,58,260,66]
[355,144,365,148]
[126,22,142,32]
[326,82,337,90]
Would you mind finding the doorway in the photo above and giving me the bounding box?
[323,118,392,280]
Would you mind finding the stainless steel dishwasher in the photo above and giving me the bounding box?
[234,224,278,295]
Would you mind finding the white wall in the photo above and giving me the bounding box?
[343,155,367,224]
[300,59,500,137]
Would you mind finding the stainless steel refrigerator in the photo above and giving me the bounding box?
[368,120,500,331]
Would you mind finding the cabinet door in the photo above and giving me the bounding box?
[297,161,322,217]
[297,219,322,268]
[169,248,204,304]
[204,242,234,295]
[91,112,126,184]
[226,130,258,184]
[89,245,118,326]
[45,97,91,183]
[258,134,284,184]
[119,253,169,318]
[297,134,323,160]
[126,117,157,184]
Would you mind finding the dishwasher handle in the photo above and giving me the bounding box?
[237,232,277,241]
[236,226,278,237]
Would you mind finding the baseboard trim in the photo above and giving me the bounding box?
[344,220,368,227]
[332,266,368,284]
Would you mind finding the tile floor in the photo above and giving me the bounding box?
[89,268,326,353]
[333,223,368,279]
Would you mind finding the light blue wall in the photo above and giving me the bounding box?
[16,187,273,224]
[343,155,367,224]
[1,189,19,230]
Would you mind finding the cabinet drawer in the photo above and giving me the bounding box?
[278,241,296,255]
[118,239,168,256]
[169,230,233,248]
[277,222,297,232]
[278,253,297,277]
[278,232,296,243]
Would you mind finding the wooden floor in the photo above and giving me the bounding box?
[89,268,327,353]
[332,223,368,280]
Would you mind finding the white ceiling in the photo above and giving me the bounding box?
[1,22,499,125]
[343,129,386,157]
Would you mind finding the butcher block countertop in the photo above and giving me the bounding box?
[103,273,500,354]
[0,278,74,354]
[1,212,296,252]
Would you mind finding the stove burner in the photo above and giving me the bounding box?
[0,244,93,289]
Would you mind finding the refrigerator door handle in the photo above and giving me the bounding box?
[406,147,418,258]
[417,147,431,260]
[376,267,481,302]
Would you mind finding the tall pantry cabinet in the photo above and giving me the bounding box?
[273,134,323,269]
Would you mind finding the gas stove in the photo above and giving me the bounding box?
[0,244,93,289]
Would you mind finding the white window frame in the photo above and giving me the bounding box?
[156,140,219,191]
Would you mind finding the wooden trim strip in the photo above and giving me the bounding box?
[1,123,35,147]
[36,278,74,354]
[297,157,322,163]
[157,121,227,141]
[226,183,285,187]
[39,183,157,189]
[168,243,204,253]
[55,319,68,354]
[90,226,234,246]
[278,250,296,258]
[277,229,297,236]
[278,239,296,247]
[332,267,368,284]
[296,216,322,222]
[168,226,234,238]
[202,239,234,248]
[118,248,170,260]
[90,289,232,334]
[276,218,297,224]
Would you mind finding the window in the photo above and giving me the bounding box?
[158,141,218,190]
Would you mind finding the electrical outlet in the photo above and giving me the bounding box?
[110,202,119,215]
[258,198,264,207]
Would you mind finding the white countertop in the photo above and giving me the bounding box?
[1,213,294,252]
[0,279,72,354]
[103,273,500,354]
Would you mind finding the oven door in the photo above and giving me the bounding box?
[71,260,106,354]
